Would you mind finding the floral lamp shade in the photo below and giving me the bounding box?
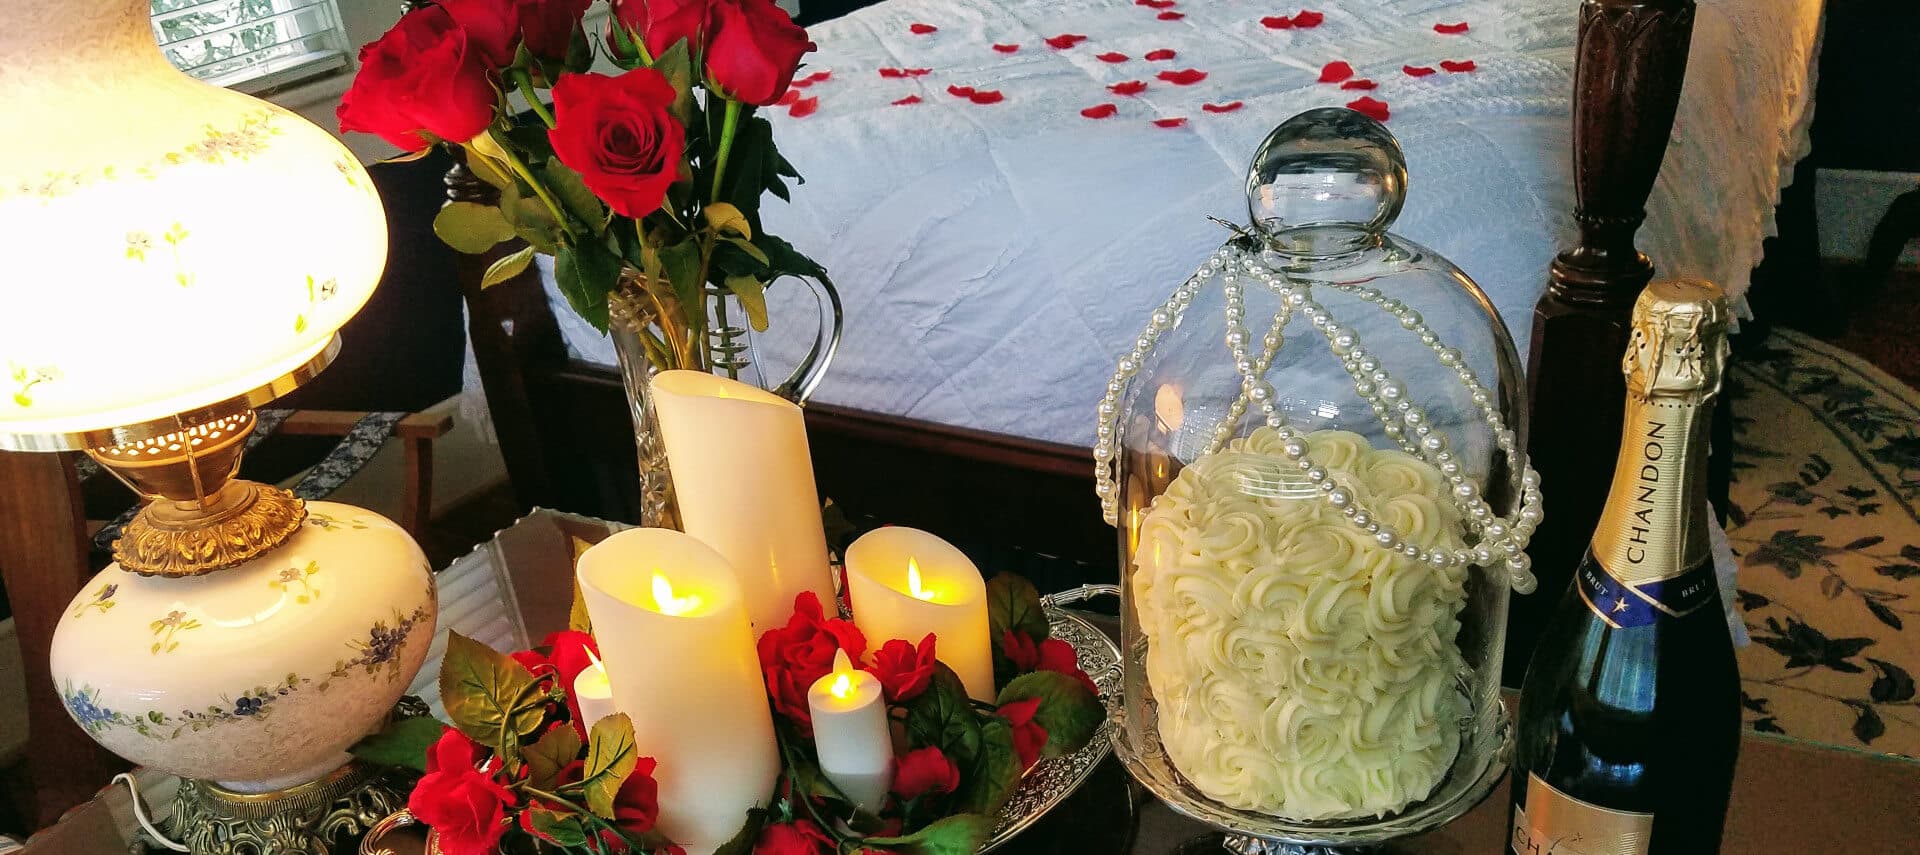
[0,0,386,451]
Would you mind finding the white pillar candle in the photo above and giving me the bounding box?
[572,654,617,734]
[576,528,779,855]
[806,649,893,812]
[651,370,836,635]
[844,527,995,701]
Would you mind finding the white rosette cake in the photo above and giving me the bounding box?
[1132,428,1469,820]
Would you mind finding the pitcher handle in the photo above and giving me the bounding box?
[772,270,843,404]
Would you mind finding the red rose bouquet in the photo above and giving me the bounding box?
[340,0,826,371]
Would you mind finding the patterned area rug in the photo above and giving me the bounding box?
[1729,328,1920,757]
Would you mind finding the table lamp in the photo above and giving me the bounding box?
[0,1,438,850]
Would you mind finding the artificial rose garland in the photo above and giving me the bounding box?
[756,591,867,733]
[410,729,519,855]
[891,747,961,801]
[866,633,938,703]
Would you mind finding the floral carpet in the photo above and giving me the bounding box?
[1729,328,1920,757]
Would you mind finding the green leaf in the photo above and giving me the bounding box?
[725,276,770,332]
[652,40,697,126]
[481,246,536,289]
[705,202,752,239]
[544,162,608,229]
[583,713,639,818]
[865,814,995,855]
[955,716,1021,816]
[439,632,547,756]
[904,666,982,769]
[433,202,516,254]
[459,148,515,191]
[499,184,563,255]
[987,573,1050,644]
[348,716,446,773]
[523,722,584,792]
[555,241,622,332]
[526,806,591,848]
[711,808,767,855]
[752,232,825,279]
[996,670,1102,758]
[658,238,706,330]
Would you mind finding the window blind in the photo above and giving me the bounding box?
[150,0,350,93]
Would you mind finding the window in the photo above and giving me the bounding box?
[151,0,351,94]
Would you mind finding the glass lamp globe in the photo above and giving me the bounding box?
[1098,109,1541,850]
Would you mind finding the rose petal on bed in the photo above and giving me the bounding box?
[878,67,905,79]
[1145,48,1177,61]
[803,70,832,84]
[905,68,933,77]
[969,89,1005,104]
[1317,61,1354,83]
[1202,101,1244,113]
[1157,10,1185,20]
[1292,10,1324,27]
[1157,68,1208,85]
[776,90,801,105]
[993,43,1020,53]
[1045,33,1089,49]
[947,84,976,98]
[909,23,938,35]
[1109,79,1148,95]
[1340,78,1377,90]
[1136,0,1178,8]
[1261,15,1293,29]
[1440,59,1478,73]
[1346,96,1389,121]
[791,77,816,89]
[788,96,820,118]
[1097,52,1129,63]
[1402,64,1436,77]
[892,94,922,106]
[1153,117,1188,128]
[1434,22,1469,34]
[1081,103,1119,119]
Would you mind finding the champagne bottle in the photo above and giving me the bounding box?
[1508,279,1741,854]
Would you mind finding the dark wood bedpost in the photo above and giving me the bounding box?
[1508,0,1697,685]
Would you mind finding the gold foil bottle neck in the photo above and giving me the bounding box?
[1621,279,1731,403]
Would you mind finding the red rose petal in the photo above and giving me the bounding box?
[905,68,933,77]
[993,43,1020,53]
[1157,11,1185,20]
[1153,117,1187,128]
[1145,48,1177,61]
[1340,78,1377,90]
[1317,61,1354,83]
[1402,64,1436,77]
[1136,0,1178,8]
[1293,10,1325,27]
[1346,96,1389,121]
[776,90,801,106]
[1434,22,1469,34]
[946,84,975,98]
[1202,101,1244,113]
[1097,52,1129,63]
[968,89,1004,104]
[878,67,905,79]
[788,96,819,118]
[1157,68,1208,86]
[892,95,922,106]
[1081,103,1119,119]
[909,23,938,35]
[805,71,832,84]
[1440,59,1478,73]
[1045,34,1089,49]
[1109,79,1148,96]
[1261,15,1294,29]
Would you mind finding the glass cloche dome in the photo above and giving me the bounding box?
[1096,108,1543,849]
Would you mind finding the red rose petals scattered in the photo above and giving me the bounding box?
[1097,51,1129,63]
[1136,0,1178,8]
[1202,101,1245,113]
[892,94,922,106]
[1402,64,1436,77]
[1157,68,1208,85]
[1261,15,1293,29]
[1153,117,1188,128]
[969,89,1004,104]
[993,43,1020,53]
[791,70,831,89]
[1292,10,1325,27]
[1440,59,1478,73]
[776,90,801,106]
[1434,22,1469,34]
[1346,96,1389,121]
[1045,33,1089,49]
[946,85,975,98]
[878,67,905,78]
[910,23,938,35]
[1157,11,1185,20]
[1340,78,1377,90]
[1081,103,1118,119]
[1109,79,1148,95]
[788,96,819,118]
[905,68,932,77]
[1317,61,1354,83]
[1145,48,1177,61]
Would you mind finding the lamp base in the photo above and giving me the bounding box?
[170,761,407,855]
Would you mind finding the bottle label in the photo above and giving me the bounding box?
[1577,556,1718,628]
[1511,773,1653,855]
[1591,401,1712,588]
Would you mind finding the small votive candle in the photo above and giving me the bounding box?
[573,650,617,733]
[806,649,892,812]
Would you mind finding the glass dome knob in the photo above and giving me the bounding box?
[1245,107,1408,254]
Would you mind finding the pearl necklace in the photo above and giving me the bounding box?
[1095,243,1543,593]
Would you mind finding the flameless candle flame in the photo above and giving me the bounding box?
[907,558,937,602]
[586,647,604,670]
[652,572,702,616]
[828,649,857,700]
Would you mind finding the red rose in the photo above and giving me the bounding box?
[754,818,832,855]
[612,756,661,834]
[1001,630,1039,672]
[1036,638,1100,697]
[998,698,1048,772]
[756,592,867,733]
[438,0,518,68]
[890,746,960,800]
[338,6,498,151]
[519,0,594,60]
[408,728,516,855]
[705,0,815,106]
[866,634,937,703]
[613,0,714,57]
[547,69,686,219]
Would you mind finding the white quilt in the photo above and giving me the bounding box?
[544,0,1823,446]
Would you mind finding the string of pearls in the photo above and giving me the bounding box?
[1094,243,1543,593]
